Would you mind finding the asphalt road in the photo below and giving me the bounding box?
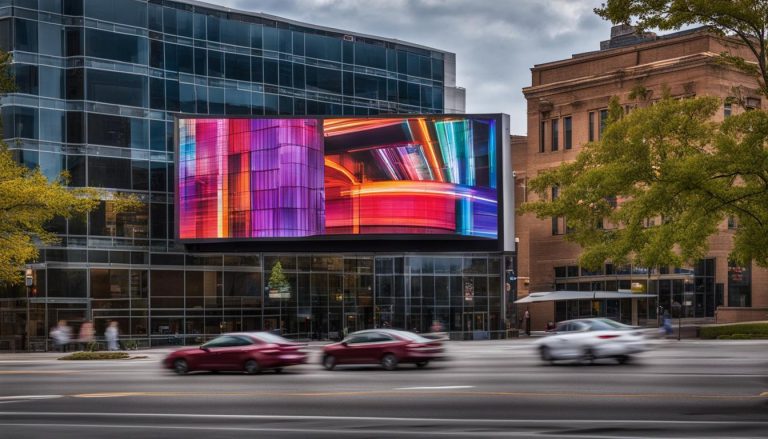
[0,339,766,438]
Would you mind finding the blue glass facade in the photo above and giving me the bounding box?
[0,0,512,350]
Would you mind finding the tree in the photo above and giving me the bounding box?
[521,1,768,270]
[0,146,99,283]
[522,96,768,269]
[596,0,768,96]
[268,261,290,297]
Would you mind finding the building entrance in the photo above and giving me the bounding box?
[464,311,489,340]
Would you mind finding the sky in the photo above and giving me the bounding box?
[213,0,614,135]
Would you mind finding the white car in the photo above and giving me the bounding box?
[535,318,646,364]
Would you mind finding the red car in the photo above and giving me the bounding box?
[322,329,444,371]
[163,332,307,375]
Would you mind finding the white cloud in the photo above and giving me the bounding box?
[210,0,614,134]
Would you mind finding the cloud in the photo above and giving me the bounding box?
[213,0,613,134]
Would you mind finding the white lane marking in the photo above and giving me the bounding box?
[0,423,581,437]
[395,385,475,390]
[0,412,767,425]
[0,395,62,404]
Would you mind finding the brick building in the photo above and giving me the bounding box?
[515,25,768,331]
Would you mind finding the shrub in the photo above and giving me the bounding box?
[700,322,768,339]
[58,352,129,360]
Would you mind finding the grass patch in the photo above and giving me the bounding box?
[58,352,129,360]
[700,322,768,339]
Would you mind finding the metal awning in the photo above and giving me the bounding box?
[514,290,656,304]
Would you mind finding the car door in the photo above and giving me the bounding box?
[547,323,573,358]
[364,331,399,363]
[562,321,591,357]
[199,336,240,370]
[216,336,255,370]
[340,333,373,363]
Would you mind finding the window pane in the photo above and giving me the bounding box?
[87,69,147,107]
[88,156,131,189]
[85,29,146,64]
[84,0,147,28]
[47,269,87,298]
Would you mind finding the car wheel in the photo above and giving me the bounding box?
[274,368,283,374]
[539,346,554,364]
[581,348,596,365]
[415,361,429,368]
[244,359,261,374]
[617,355,631,365]
[381,353,398,371]
[173,359,188,375]
[322,355,336,371]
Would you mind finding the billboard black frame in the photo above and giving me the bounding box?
[174,113,508,253]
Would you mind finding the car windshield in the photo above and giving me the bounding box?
[252,332,292,344]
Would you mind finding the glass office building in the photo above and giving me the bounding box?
[0,0,512,350]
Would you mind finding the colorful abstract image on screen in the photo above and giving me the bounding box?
[178,116,497,240]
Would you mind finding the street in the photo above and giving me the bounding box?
[0,339,766,438]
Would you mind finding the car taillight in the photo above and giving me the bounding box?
[597,334,620,339]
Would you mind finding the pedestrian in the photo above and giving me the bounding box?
[50,320,71,352]
[662,311,673,338]
[524,309,531,336]
[105,321,120,351]
[430,320,444,333]
[78,320,94,351]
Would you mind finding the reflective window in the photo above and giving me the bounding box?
[47,269,87,298]
[220,18,249,47]
[305,66,341,94]
[354,44,386,69]
[13,64,37,95]
[88,156,131,189]
[91,269,130,299]
[86,69,147,107]
[87,113,147,148]
[39,110,64,142]
[85,29,147,64]
[225,53,250,81]
[14,18,37,52]
[39,66,64,99]
[150,161,167,192]
[38,22,63,56]
[84,0,147,28]
[89,199,148,238]
[38,152,64,182]
[208,50,223,77]
[132,159,148,190]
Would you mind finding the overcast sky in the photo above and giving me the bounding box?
[213,0,614,135]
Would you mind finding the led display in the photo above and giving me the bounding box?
[178,116,498,241]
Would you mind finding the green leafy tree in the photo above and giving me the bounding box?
[268,261,289,295]
[521,96,768,269]
[0,146,99,283]
[522,1,768,270]
[595,0,768,96]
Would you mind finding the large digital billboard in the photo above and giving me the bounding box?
[177,115,504,243]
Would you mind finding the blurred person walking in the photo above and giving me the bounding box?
[50,320,71,352]
[662,311,673,338]
[78,320,94,350]
[105,321,120,351]
[524,309,531,336]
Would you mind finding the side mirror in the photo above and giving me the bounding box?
[200,346,210,352]
[341,341,348,346]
